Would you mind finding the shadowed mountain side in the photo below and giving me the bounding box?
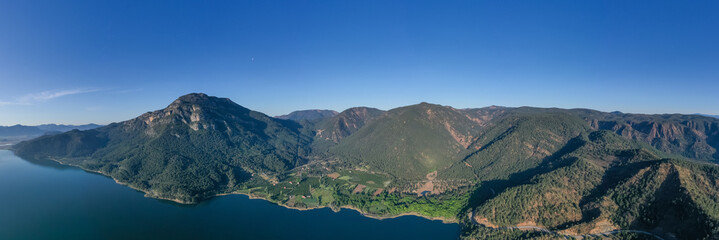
[441,112,591,183]
[466,130,719,239]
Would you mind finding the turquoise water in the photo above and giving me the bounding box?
[0,150,459,240]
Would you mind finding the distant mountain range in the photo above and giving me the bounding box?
[0,124,102,138]
[698,113,719,119]
[11,93,719,239]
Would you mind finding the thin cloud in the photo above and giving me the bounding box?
[0,100,31,106]
[0,88,102,106]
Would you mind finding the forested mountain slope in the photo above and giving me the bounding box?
[314,107,385,143]
[330,103,480,180]
[309,107,385,153]
[275,109,338,122]
[465,130,719,239]
[12,93,719,239]
[13,93,311,203]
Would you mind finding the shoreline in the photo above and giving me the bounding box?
[218,192,457,224]
[42,156,458,225]
[44,156,662,239]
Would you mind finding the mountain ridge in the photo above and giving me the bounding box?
[11,93,719,239]
[276,109,339,122]
[13,93,311,203]
[0,123,102,137]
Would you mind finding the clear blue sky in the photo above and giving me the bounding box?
[1,0,717,125]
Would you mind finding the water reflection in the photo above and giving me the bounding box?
[16,153,74,170]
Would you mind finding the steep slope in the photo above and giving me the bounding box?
[672,161,719,238]
[468,130,719,239]
[470,131,658,227]
[330,103,480,180]
[275,109,339,122]
[458,106,511,128]
[457,106,719,163]
[573,109,719,162]
[442,111,591,182]
[13,93,311,203]
[594,160,719,239]
[313,107,385,143]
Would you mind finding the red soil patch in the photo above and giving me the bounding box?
[414,171,438,196]
[352,184,367,194]
[473,215,499,228]
[373,188,384,196]
[327,172,340,179]
[444,122,472,148]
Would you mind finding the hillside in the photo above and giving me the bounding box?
[309,107,385,154]
[442,111,591,182]
[560,109,719,162]
[276,109,339,122]
[11,93,719,239]
[13,93,311,203]
[313,107,385,143]
[465,130,719,239]
[330,103,480,180]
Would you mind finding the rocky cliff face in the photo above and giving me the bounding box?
[587,116,719,161]
[127,93,248,133]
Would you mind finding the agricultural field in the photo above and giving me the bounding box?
[337,169,391,188]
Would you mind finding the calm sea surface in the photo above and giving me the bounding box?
[0,150,459,240]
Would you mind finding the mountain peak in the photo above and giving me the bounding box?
[129,93,252,133]
[410,102,445,110]
[168,93,238,109]
[173,93,212,103]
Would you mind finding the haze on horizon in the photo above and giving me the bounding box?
[1,1,717,126]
